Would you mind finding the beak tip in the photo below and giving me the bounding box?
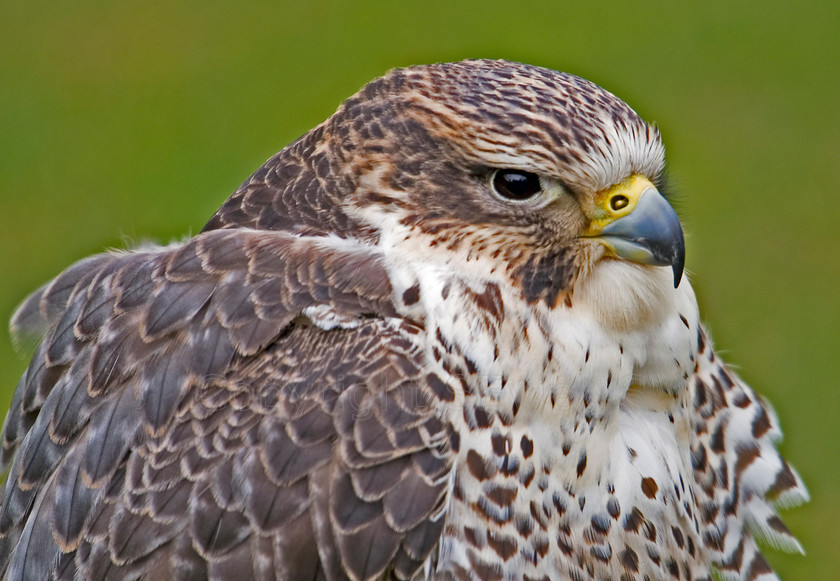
[672,265,683,288]
[671,243,685,288]
[672,235,686,288]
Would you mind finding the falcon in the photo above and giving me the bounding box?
[0,60,806,580]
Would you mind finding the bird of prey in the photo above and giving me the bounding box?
[0,60,806,581]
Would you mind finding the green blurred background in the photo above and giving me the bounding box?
[1,1,837,577]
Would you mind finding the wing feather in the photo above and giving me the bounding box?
[690,328,807,580]
[0,227,450,581]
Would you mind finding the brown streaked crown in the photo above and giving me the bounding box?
[206,60,664,236]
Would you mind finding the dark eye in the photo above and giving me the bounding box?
[492,169,542,201]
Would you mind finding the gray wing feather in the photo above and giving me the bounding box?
[0,227,451,581]
[67,320,450,581]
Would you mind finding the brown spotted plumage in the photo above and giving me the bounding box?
[0,60,805,580]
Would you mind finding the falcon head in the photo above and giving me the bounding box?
[212,59,685,317]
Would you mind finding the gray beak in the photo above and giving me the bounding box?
[599,187,685,288]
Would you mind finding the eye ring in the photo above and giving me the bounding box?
[491,169,543,201]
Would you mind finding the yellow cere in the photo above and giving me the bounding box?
[584,175,657,235]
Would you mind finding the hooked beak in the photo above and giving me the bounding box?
[583,175,685,288]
